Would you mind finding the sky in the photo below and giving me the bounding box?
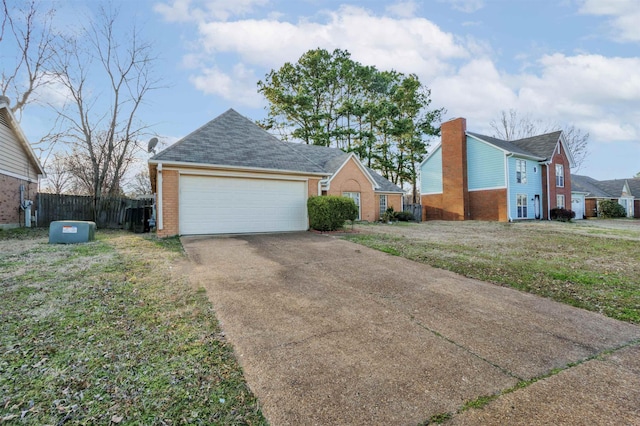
[12,0,640,181]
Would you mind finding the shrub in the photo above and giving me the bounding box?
[394,211,415,221]
[307,196,358,231]
[381,207,395,222]
[550,207,576,222]
[598,200,626,218]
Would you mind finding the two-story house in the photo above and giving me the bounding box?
[420,117,573,221]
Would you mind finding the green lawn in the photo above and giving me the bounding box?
[345,220,640,323]
[0,229,266,425]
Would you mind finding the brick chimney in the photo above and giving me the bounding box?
[441,118,469,220]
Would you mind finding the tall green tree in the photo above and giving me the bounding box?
[258,48,444,197]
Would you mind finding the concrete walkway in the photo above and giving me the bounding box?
[181,233,640,425]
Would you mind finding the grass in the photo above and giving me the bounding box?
[0,229,266,425]
[344,221,640,323]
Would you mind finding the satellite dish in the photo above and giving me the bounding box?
[147,137,159,154]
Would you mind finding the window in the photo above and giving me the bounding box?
[517,194,528,218]
[555,164,564,187]
[556,194,565,209]
[343,192,361,220]
[379,195,387,217]
[516,159,527,184]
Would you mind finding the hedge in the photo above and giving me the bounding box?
[307,196,359,231]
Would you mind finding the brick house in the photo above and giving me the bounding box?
[572,174,640,218]
[0,96,45,229]
[420,117,573,221]
[149,109,403,237]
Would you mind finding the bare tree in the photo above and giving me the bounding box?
[40,152,73,193]
[490,109,589,171]
[52,6,161,201]
[0,0,58,119]
[127,168,152,197]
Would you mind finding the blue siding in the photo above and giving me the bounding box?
[508,156,542,219]
[420,146,443,194]
[467,136,506,190]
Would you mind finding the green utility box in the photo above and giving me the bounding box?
[49,220,96,244]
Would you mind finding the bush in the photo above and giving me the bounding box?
[394,211,414,221]
[550,207,576,222]
[381,207,395,222]
[598,200,626,218]
[307,196,358,231]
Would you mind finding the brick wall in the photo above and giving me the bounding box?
[158,169,179,238]
[0,174,37,228]
[548,143,572,215]
[421,193,444,220]
[468,189,508,221]
[308,178,320,197]
[328,158,377,222]
[441,118,469,220]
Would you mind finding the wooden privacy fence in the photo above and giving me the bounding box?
[403,203,422,222]
[37,193,153,229]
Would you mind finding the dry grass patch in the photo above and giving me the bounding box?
[0,229,266,425]
[346,220,640,323]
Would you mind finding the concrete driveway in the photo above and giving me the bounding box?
[181,233,640,425]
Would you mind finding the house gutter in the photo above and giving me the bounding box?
[157,163,163,231]
[506,153,513,222]
[544,161,551,220]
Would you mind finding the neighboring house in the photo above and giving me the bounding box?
[420,117,573,222]
[149,109,404,237]
[0,96,45,229]
[571,174,640,218]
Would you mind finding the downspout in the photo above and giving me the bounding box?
[157,163,163,230]
[545,162,551,220]
[506,153,513,222]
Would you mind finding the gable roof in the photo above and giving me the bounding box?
[466,132,543,159]
[150,108,402,192]
[151,108,326,174]
[510,131,563,160]
[466,130,572,166]
[0,96,45,178]
[571,174,640,198]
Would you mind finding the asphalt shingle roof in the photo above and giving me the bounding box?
[151,108,402,192]
[571,174,640,198]
[466,132,543,158]
[466,131,562,161]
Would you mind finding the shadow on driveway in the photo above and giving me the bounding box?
[181,232,640,425]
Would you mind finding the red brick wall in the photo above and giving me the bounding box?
[468,189,508,221]
[158,169,179,238]
[441,118,469,220]
[421,193,444,220]
[548,143,572,215]
[635,200,640,218]
[0,174,37,228]
[328,158,377,222]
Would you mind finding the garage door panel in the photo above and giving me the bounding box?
[179,175,308,235]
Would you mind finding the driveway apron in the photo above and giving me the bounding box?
[181,233,640,425]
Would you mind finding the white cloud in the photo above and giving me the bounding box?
[154,0,269,23]
[578,0,640,42]
[440,0,484,13]
[196,5,468,76]
[189,63,263,107]
[385,1,419,18]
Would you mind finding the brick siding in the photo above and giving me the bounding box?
[0,174,37,228]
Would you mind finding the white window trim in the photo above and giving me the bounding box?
[556,164,564,187]
[343,192,361,220]
[516,159,527,184]
[379,194,387,218]
[516,193,528,218]
[557,194,565,209]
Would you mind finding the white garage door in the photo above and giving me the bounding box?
[179,175,308,235]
